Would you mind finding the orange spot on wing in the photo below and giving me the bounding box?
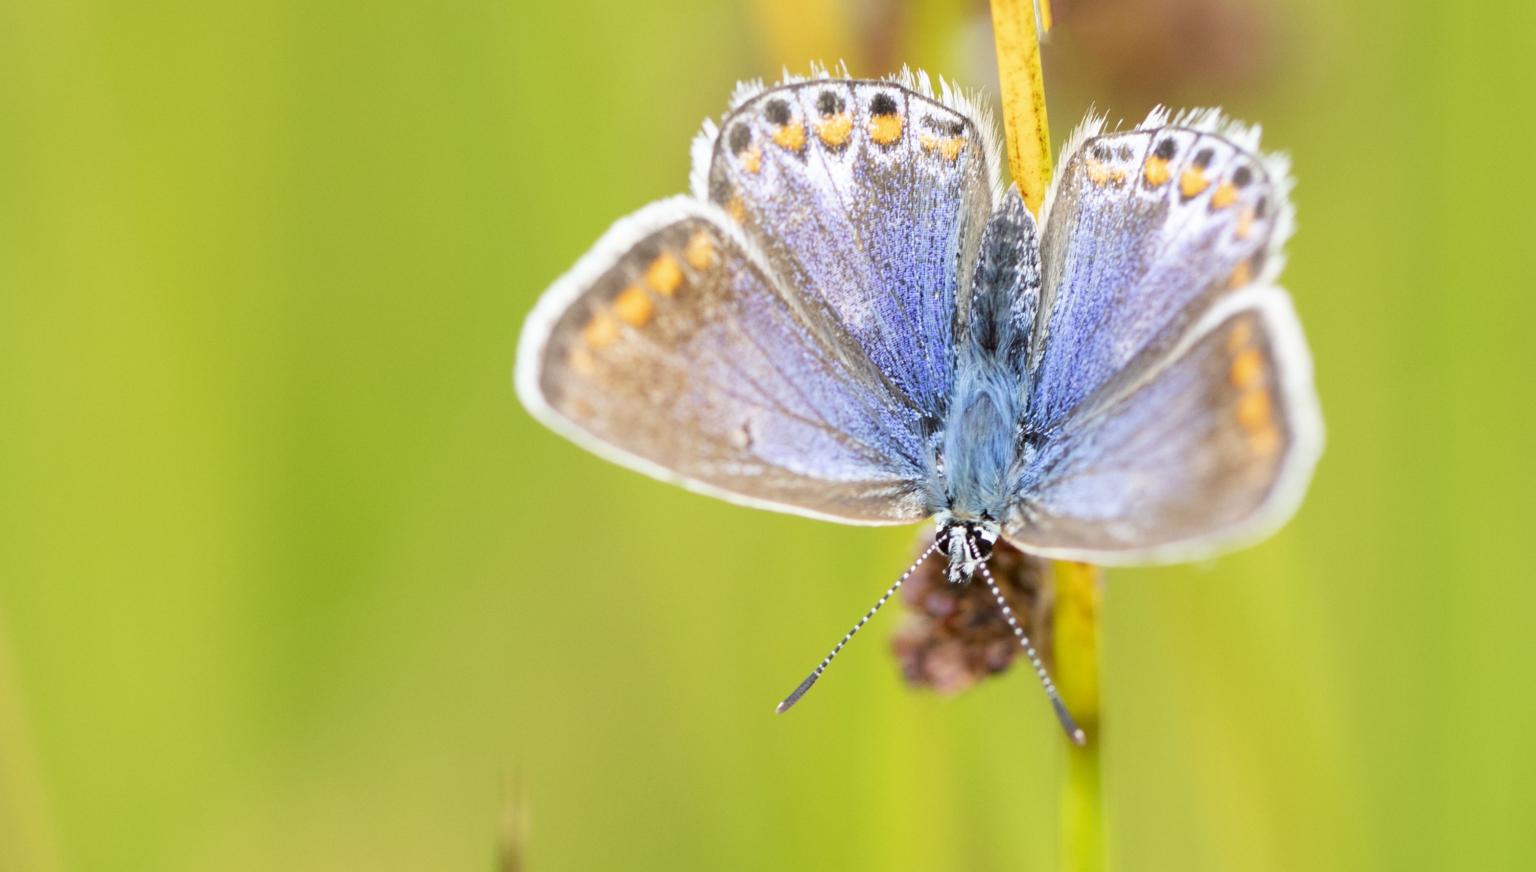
[1210,181,1239,210]
[1230,347,1264,389]
[1085,156,1126,186]
[920,134,966,162]
[726,196,746,223]
[1236,207,1256,240]
[1226,317,1255,353]
[740,146,762,174]
[613,285,654,327]
[568,347,596,376]
[1227,259,1253,290]
[645,252,683,296]
[1144,156,1171,187]
[1180,166,1209,199]
[869,113,903,145]
[1237,389,1273,434]
[684,230,716,270]
[581,311,619,349]
[816,113,852,147]
[772,121,806,152]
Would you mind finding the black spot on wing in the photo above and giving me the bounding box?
[727,124,751,154]
[763,98,792,125]
[921,115,965,137]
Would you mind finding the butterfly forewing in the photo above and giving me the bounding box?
[703,77,998,418]
[517,198,931,524]
[1028,117,1288,431]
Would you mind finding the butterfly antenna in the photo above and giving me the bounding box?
[974,554,1088,746]
[775,542,941,714]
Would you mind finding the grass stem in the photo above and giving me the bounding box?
[1052,561,1104,872]
[989,5,1107,866]
[989,0,1054,213]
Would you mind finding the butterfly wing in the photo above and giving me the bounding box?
[1006,288,1322,563]
[1005,112,1320,563]
[516,198,932,524]
[697,72,1000,417]
[1027,111,1292,431]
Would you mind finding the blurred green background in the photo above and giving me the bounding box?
[2,0,1533,869]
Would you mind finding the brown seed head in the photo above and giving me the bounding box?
[891,535,1055,695]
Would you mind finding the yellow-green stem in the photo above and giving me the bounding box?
[1052,561,1104,872]
[989,0,1053,214]
[990,4,1106,869]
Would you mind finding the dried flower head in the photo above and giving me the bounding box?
[891,533,1054,695]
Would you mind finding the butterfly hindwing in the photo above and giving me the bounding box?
[1027,112,1291,431]
[699,74,999,417]
[516,198,932,524]
[1005,287,1322,563]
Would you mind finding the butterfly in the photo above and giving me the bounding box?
[515,70,1322,741]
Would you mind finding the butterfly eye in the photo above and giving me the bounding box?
[971,532,996,560]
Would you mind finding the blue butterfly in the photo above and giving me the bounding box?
[515,70,1322,741]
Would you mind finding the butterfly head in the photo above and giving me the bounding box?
[934,515,1000,585]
